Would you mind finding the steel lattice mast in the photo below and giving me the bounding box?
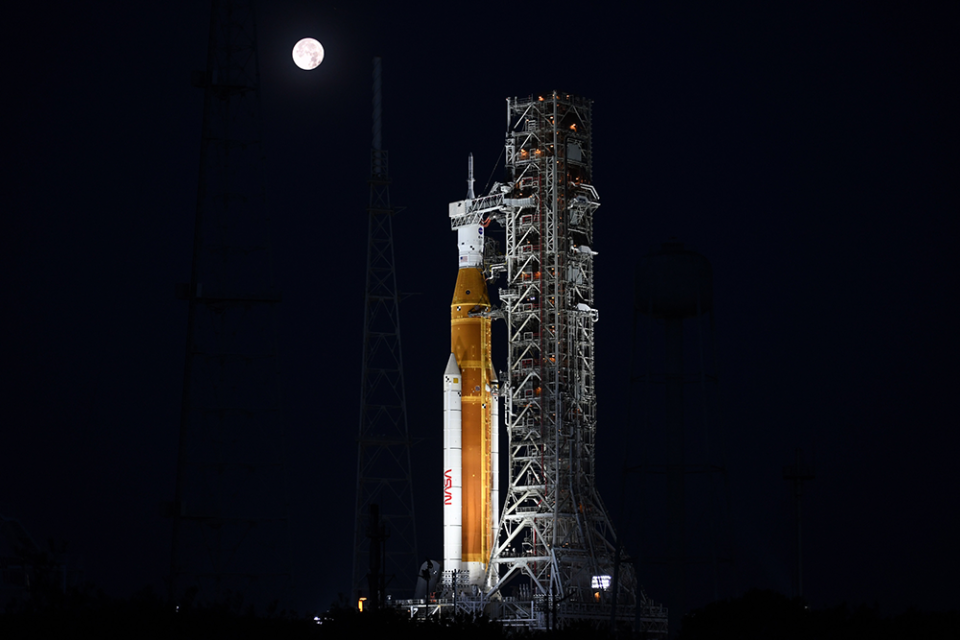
[487,93,629,601]
[352,57,418,605]
[169,0,291,610]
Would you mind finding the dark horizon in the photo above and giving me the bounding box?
[2,0,957,619]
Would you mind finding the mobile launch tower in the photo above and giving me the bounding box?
[489,93,619,600]
[437,93,665,632]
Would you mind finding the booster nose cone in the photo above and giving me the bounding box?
[444,352,462,377]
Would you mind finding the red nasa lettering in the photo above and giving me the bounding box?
[443,469,453,505]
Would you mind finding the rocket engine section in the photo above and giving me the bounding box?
[443,162,499,590]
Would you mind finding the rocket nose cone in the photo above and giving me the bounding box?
[444,352,461,376]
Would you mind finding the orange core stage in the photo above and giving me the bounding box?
[450,267,494,568]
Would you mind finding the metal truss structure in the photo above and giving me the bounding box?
[462,93,633,610]
[352,57,419,604]
[169,0,291,611]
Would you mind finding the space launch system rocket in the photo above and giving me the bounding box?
[443,154,499,588]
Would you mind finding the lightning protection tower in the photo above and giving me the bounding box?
[352,57,419,606]
[169,0,291,611]
[486,93,658,629]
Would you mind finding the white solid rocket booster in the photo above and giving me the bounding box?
[442,354,463,575]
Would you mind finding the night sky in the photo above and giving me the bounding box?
[3,0,957,619]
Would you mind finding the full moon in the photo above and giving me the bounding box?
[292,38,324,70]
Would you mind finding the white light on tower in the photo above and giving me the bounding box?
[591,575,612,590]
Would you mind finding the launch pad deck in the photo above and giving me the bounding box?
[392,594,668,635]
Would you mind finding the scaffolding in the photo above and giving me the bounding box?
[486,92,627,605]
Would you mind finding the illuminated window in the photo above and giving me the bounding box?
[591,575,611,590]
